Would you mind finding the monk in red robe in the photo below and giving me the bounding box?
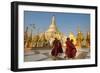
[51,38,63,58]
[58,40,63,54]
[65,38,77,59]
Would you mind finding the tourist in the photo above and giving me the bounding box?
[65,38,77,59]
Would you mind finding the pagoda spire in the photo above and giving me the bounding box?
[51,15,56,25]
[47,15,58,33]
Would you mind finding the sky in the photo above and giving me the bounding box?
[24,11,90,36]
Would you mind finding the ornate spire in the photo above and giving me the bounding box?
[51,15,56,25]
[47,15,58,33]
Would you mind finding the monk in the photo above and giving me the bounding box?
[58,40,63,55]
[51,38,63,59]
[65,38,77,59]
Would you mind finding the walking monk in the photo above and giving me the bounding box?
[51,38,63,60]
[65,38,77,59]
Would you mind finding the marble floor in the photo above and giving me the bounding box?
[24,48,90,62]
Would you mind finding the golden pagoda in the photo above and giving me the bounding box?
[86,32,90,48]
[69,32,76,45]
[45,15,61,40]
[45,15,67,47]
[31,15,67,48]
[76,26,84,49]
[24,15,67,50]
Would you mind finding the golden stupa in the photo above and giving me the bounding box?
[76,26,84,49]
[24,15,67,50]
[69,32,76,45]
[86,32,90,48]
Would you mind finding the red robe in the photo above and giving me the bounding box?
[58,41,63,53]
[51,40,63,56]
[65,40,77,58]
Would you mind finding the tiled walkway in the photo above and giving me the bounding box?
[24,48,90,62]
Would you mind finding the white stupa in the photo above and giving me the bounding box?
[45,15,66,40]
[32,15,67,48]
[46,15,58,33]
